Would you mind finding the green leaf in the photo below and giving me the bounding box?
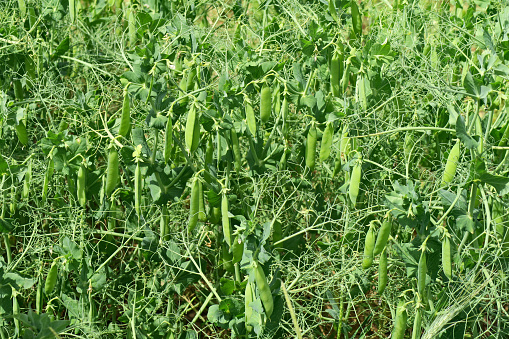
[4,272,35,289]
[478,171,509,195]
[455,115,478,149]
[52,36,70,59]
[0,218,14,233]
[456,214,475,233]
[463,72,482,98]
[219,278,235,296]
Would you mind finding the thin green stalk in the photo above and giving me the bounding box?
[281,281,303,339]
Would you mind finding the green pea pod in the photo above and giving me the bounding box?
[118,91,131,138]
[222,193,232,248]
[412,308,422,339]
[210,206,221,225]
[330,49,342,97]
[105,147,119,197]
[281,95,289,138]
[339,124,350,164]
[418,249,427,299]
[341,59,351,94]
[320,122,334,162]
[373,220,392,256]
[441,140,460,186]
[349,158,362,206]
[16,122,28,146]
[45,260,58,295]
[135,162,142,217]
[442,235,452,280]
[13,79,24,100]
[127,7,136,47]
[245,280,255,333]
[245,97,257,135]
[404,132,414,162]
[362,221,375,269]
[378,248,388,294]
[205,135,214,165]
[260,84,271,124]
[164,115,173,164]
[351,1,362,36]
[188,177,200,233]
[328,0,339,23]
[18,0,26,17]
[392,299,408,339]
[77,163,87,208]
[22,159,32,200]
[160,205,169,243]
[356,74,368,110]
[42,158,54,202]
[186,68,197,92]
[222,241,234,273]
[306,124,317,171]
[273,86,281,116]
[253,260,274,318]
[198,180,206,222]
[69,0,76,23]
[231,128,242,173]
[185,103,200,153]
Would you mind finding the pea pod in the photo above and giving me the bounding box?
[392,299,408,339]
[330,48,342,97]
[205,135,214,165]
[222,193,232,248]
[362,221,375,269]
[245,280,255,333]
[412,308,422,339]
[198,180,206,222]
[441,140,460,186]
[42,158,54,202]
[260,84,271,124]
[231,128,242,173]
[188,177,200,233]
[186,67,197,92]
[45,260,58,295]
[222,241,234,273]
[134,162,142,217]
[341,59,351,94]
[69,0,76,23]
[319,122,334,162]
[77,162,87,208]
[253,260,274,318]
[328,0,339,23]
[185,103,200,153]
[22,159,32,200]
[356,74,368,110]
[118,90,131,138]
[378,248,388,294]
[127,7,136,47]
[164,115,173,164]
[349,158,362,206]
[373,220,392,256]
[351,1,362,36]
[245,97,257,135]
[281,95,289,138]
[442,235,452,280]
[306,124,317,171]
[105,147,119,198]
[417,248,427,299]
[273,86,281,116]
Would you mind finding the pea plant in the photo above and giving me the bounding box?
[1,0,509,338]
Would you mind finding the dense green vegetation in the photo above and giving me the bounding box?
[1,0,509,337]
